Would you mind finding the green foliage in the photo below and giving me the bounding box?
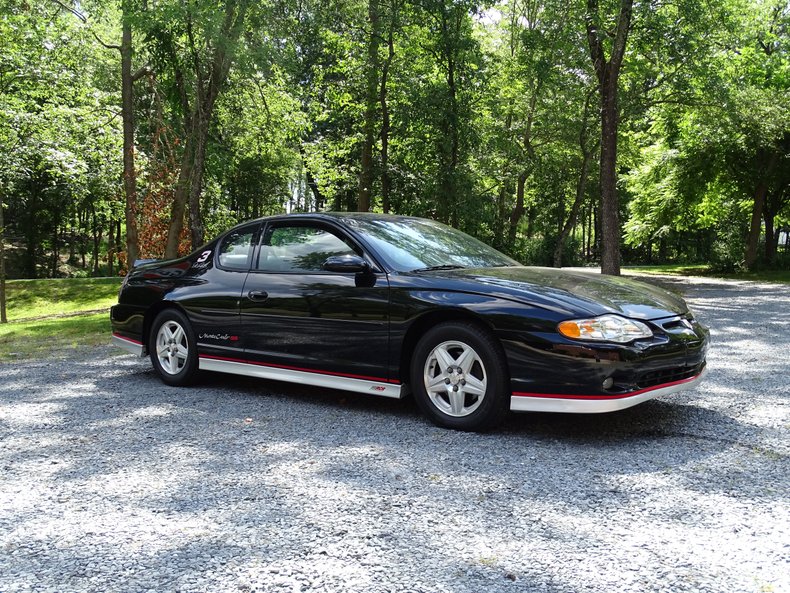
[1,0,789,288]
[1,0,123,278]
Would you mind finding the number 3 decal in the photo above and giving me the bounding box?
[196,250,212,263]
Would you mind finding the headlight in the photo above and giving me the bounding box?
[557,314,653,343]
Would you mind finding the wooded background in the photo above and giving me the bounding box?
[1,0,788,289]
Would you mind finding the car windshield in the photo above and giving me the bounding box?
[343,217,519,272]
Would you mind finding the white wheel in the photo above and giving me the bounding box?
[423,340,488,417]
[155,320,189,376]
[149,309,199,386]
[411,322,509,431]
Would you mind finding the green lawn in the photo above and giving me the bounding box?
[4,277,122,320]
[624,265,790,284]
[0,277,123,361]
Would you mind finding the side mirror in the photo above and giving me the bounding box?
[322,254,371,273]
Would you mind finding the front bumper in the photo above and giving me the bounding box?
[501,312,709,412]
[510,366,707,413]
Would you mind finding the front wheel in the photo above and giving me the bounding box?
[149,309,199,386]
[411,322,509,431]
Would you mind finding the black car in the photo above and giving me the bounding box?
[111,212,709,430]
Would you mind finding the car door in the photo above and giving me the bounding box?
[239,220,392,385]
[177,222,261,359]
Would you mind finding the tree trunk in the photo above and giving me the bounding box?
[305,166,324,210]
[0,191,6,323]
[188,110,211,249]
[357,0,380,213]
[107,217,115,277]
[763,209,776,264]
[554,148,594,267]
[447,53,459,227]
[91,204,100,276]
[436,5,460,225]
[598,82,621,275]
[164,133,195,258]
[380,19,395,214]
[745,180,768,270]
[763,186,787,265]
[508,170,529,247]
[121,2,139,269]
[586,0,633,276]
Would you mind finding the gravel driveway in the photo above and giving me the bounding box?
[1,276,788,593]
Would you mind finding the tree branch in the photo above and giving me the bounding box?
[585,0,606,82]
[49,0,121,50]
[49,0,86,22]
[610,0,634,74]
[131,65,151,82]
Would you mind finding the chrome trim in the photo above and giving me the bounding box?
[510,367,707,414]
[111,334,144,357]
[198,357,403,399]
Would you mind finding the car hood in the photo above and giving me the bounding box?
[422,266,688,320]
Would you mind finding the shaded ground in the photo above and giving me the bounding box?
[0,276,787,593]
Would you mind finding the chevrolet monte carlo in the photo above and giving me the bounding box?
[111,213,709,431]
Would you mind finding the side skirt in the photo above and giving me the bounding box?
[510,370,707,414]
[111,333,144,357]
[198,355,404,399]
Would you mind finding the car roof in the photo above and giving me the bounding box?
[226,211,426,232]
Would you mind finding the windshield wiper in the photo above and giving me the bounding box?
[411,264,466,272]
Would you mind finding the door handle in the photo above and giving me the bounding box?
[247,290,269,302]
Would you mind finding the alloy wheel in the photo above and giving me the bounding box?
[423,340,488,417]
[155,320,189,376]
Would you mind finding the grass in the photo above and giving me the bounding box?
[624,265,790,284]
[4,277,122,321]
[0,313,111,361]
[0,277,123,361]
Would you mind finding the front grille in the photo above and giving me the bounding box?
[637,362,705,389]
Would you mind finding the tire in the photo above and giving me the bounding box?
[410,321,509,431]
[149,308,199,386]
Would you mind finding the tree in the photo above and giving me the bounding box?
[161,0,252,257]
[585,0,633,275]
[357,0,380,212]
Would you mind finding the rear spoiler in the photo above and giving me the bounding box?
[133,258,160,268]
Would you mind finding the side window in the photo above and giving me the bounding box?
[218,226,256,270]
[256,225,358,272]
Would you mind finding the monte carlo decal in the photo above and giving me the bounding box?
[111,212,709,431]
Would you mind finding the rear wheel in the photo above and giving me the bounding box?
[411,322,509,431]
[149,309,199,386]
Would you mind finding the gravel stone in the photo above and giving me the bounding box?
[0,275,788,593]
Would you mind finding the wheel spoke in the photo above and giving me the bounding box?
[455,347,476,374]
[169,354,179,374]
[433,346,455,370]
[427,373,448,391]
[448,390,465,415]
[173,325,185,344]
[176,345,188,358]
[463,375,486,397]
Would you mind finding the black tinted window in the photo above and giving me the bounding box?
[218,226,256,270]
[256,226,357,272]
